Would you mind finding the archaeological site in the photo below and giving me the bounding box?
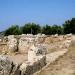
[0,33,74,75]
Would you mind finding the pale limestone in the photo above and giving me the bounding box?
[7,35,18,52]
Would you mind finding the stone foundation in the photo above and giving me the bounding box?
[20,55,46,75]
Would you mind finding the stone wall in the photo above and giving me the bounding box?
[18,34,46,54]
[18,34,35,54]
[0,43,47,75]
[20,55,46,75]
[0,34,46,54]
[20,45,46,75]
[0,34,73,54]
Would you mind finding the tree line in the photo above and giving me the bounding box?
[4,18,75,36]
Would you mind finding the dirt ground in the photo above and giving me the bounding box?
[34,45,75,75]
[6,54,28,64]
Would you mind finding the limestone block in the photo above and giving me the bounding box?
[18,35,36,53]
[0,55,13,75]
[0,38,2,42]
[54,34,58,38]
[42,34,46,37]
[58,36,64,41]
[8,35,14,40]
[18,38,29,53]
[7,35,18,52]
[36,33,42,37]
[30,45,47,56]
[20,55,46,75]
[70,40,75,46]
[28,50,36,62]
[66,33,72,37]
[63,40,71,48]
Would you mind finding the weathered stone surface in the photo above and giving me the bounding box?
[19,44,46,75]
[0,38,2,42]
[70,40,75,46]
[18,34,47,54]
[7,35,18,52]
[18,37,30,54]
[0,55,21,75]
[30,45,47,55]
[62,40,72,48]
[0,34,73,75]
[28,50,36,62]
[66,33,72,37]
[20,55,46,75]
[53,34,58,38]
[0,55,12,75]
[10,63,21,75]
[18,34,35,54]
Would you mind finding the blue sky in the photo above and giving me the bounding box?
[0,0,75,31]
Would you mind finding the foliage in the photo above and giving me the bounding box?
[63,18,75,34]
[42,25,63,35]
[4,18,75,36]
[51,25,63,34]
[42,25,52,35]
[21,23,41,35]
[4,25,22,36]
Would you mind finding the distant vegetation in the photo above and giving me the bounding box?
[3,18,75,36]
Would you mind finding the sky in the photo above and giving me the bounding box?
[0,0,75,31]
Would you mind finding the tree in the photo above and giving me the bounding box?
[57,26,63,34]
[22,23,32,34]
[31,23,41,34]
[4,25,22,36]
[70,18,75,34]
[63,18,75,34]
[51,25,58,34]
[63,20,71,34]
[42,25,52,35]
[21,23,41,34]
[51,25,63,34]
[3,18,75,36]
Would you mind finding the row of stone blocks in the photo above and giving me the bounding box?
[0,38,47,75]
[20,55,46,75]
[0,55,46,75]
[7,34,46,53]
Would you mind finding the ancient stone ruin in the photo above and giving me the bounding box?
[0,42,46,75]
[7,35,18,52]
[20,45,46,75]
[0,33,73,75]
